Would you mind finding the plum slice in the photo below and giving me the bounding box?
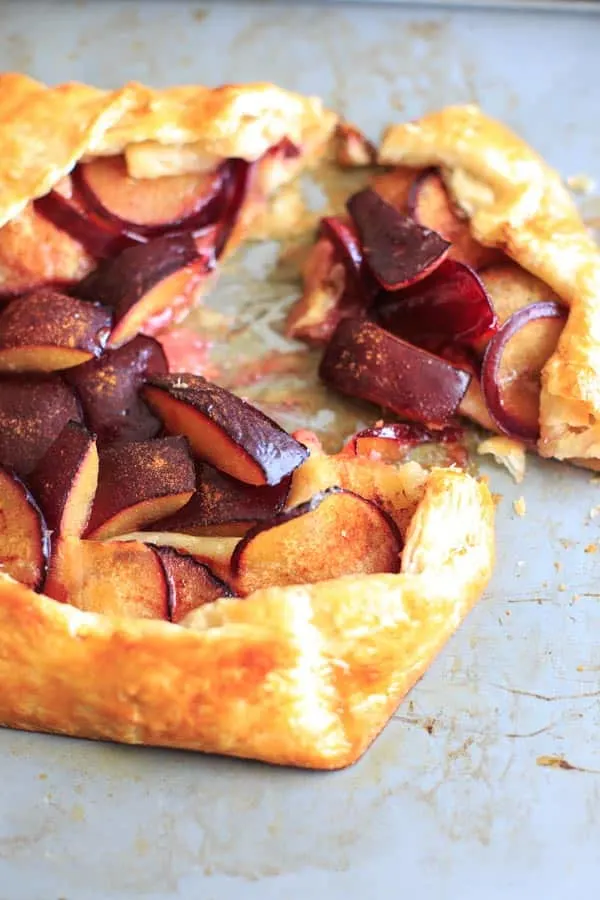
[34,176,146,259]
[45,538,169,619]
[286,234,358,346]
[143,374,308,486]
[481,300,567,443]
[0,289,112,373]
[320,216,378,301]
[0,374,82,476]
[286,448,429,539]
[347,187,450,291]
[76,156,225,234]
[478,262,563,326]
[0,465,50,590]
[319,216,364,275]
[319,318,471,426]
[65,335,167,445]
[111,531,238,585]
[371,167,419,214]
[286,216,376,346]
[375,259,497,349]
[86,436,195,540]
[408,169,500,270]
[213,158,254,258]
[76,233,216,348]
[155,462,291,536]
[28,421,99,539]
[344,422,463,463]
[231,487,402,596]
[152,545,233,624]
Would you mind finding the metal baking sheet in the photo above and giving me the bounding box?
[1,2,600,898]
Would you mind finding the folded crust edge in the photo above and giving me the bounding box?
[0,467,494,770]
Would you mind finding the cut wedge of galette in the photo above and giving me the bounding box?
[290,105,600,469]
[0,77,495,769]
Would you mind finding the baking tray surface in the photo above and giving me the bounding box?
[0,2,599,898]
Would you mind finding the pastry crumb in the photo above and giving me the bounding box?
[557,583,567,592]
[513,496,526,517]
[554,561,562,572]
[589,505,600,519]
[585,543,598,554]
[567,173,597,195]
[477,436,526,483]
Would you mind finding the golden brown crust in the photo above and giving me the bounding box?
[93,82,336,163]
[0,74,336,292]
[286,453,429,539]
[0,74,133,228]
[0,467,493,769]
[380,105,600,463]
[0,202,95,296]
[0,73,336,228]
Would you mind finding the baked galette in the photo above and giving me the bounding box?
[289,105,600,470]
[0,77,494,769]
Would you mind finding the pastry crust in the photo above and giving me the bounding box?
[0,73,336,228]
[380,105,600,463]
[0,74,133,228]
[0,467,494,769]
[0,201,95,297]
[0,74,336,295]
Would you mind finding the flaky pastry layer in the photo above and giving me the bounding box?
[0,73,337,296]
[380,105,600,463]
[0,73,337,228]
[0,467,494,769]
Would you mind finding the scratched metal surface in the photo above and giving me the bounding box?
[0,2,600,898]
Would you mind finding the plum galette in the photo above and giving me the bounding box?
[0,76,494,770]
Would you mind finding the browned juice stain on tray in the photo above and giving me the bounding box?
[536,755,600,773]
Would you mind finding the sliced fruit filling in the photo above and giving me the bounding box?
[0,276,422,623]
[0,136,299,315]
[32,139,296,268]
[0,136,327,613]
[288,174,568,444]
[0,348,420,621]
[0,130,503,629]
